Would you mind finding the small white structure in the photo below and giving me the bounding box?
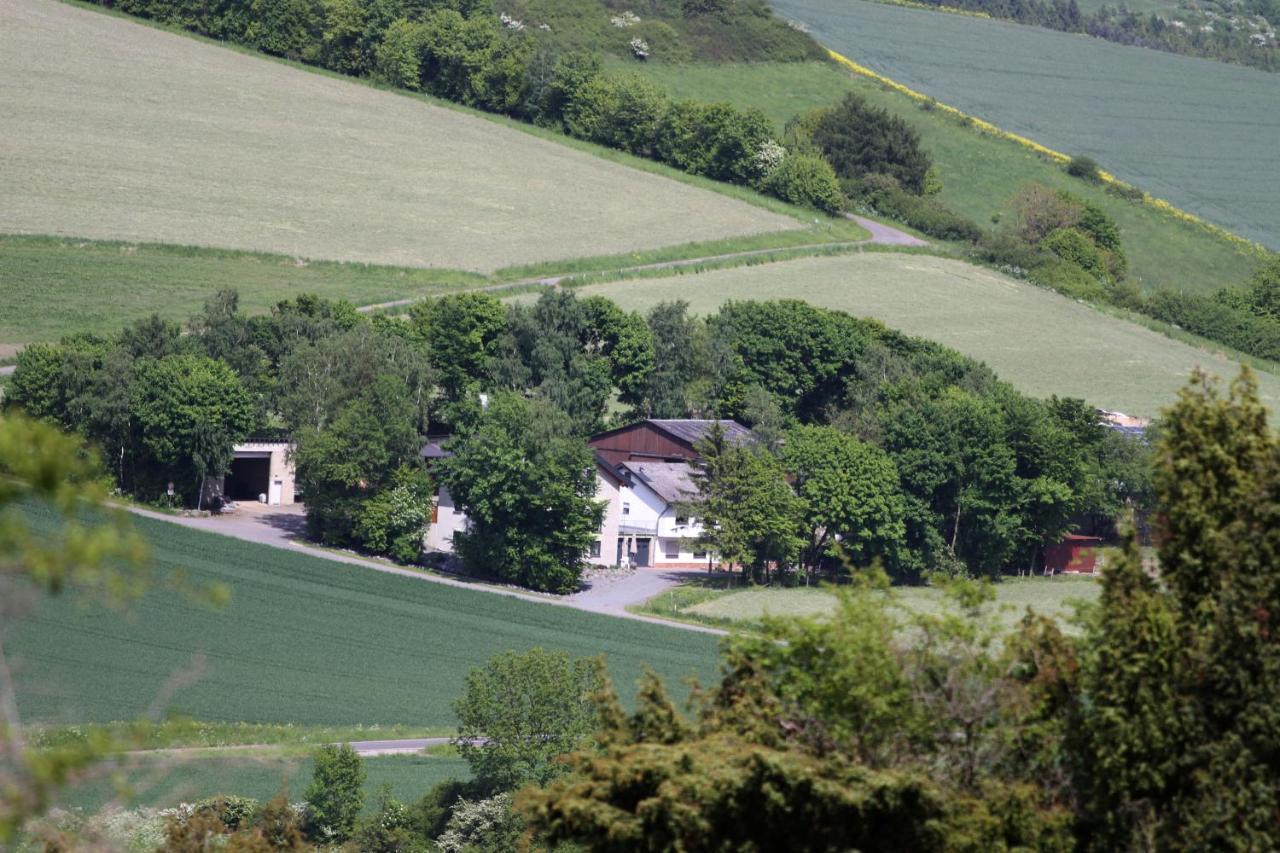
[425,484,469,553]
[224,441,296,506]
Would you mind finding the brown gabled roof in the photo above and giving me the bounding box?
[646,419,755,448]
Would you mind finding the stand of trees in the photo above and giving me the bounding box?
[520,368,1280,851]
[6,287,1150,587]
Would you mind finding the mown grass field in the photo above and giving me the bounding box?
[640,575,1100,634]
[0,237,484,344]
[9,508,721,728]
[633,60,1261,296]
[52,752,470,815]
[769,0,1280,251]
[0,0,796,275]
[569,253,1280,416]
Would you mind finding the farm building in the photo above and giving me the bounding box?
[222,440,297,506]
[1045,534,1103,573]
[420,420,753,568]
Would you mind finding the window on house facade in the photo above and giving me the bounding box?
[675,515,687,525]
[589,540,601,558]
[693,550,708,560]
[622,502,630,516]
[665,541,680,559]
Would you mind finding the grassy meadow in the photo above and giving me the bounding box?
[770,0,1280,250]
[567,253,1280,416]
[638,575,1100,634]
[9,508,721,728]
[0,236,485,344]
[0,0,796,275]
[50,752,470,815]
[633,60,1261,296]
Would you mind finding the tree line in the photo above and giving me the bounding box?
[5,287,1151,592]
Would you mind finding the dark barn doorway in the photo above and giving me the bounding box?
[225,455,270,501]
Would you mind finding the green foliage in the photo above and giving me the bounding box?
[452,649,606,792]
[1074,369,1280,849]
[1065,154,1101,182]
[863,173,983,242]
[439,393,603,593]
[782,424,908,572]
[294,373,422,547]
[130,354,257,502]
[435,793,524,853]
[654,100,774,184]
[0,415,149,841]
[407,291,507,408]
[564,71,667,157]
[304,743,366,842]
[690,426,805,582]
[812,92,932,194]
[352,784,423,853]
[758,151,844,214]
[353,465,433,563]
[1041,227,1108,281]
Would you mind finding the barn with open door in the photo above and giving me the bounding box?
[223,441,296,506]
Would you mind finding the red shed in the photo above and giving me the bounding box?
[1045,534,1103,574]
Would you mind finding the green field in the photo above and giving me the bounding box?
[51,752,470,816]
[770,0,1280,250]
[642,575,1100,633]
[9,508,721,728]
[633,60,1261,296]
[0,236,485,344]
[568,253,1280,416]
[0,0,796,275]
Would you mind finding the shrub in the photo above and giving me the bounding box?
[761,153,845,214]
[435,794,524,853]
[812,92,932,194]
[864,175,982,242]
[564,72,667,157]
[1066,154,1102,181]
[655,101,774,184]
[1041,227,1108,280]
[304,744,365,842]
[354,466,432,563]
[453,649,606,792]
[1011,183,1084,244]
[189,795,260,831]
[1145,290,1280,362]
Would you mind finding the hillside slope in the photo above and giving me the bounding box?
[10,509,720,727]
[0,0,796,272]
[634,60,1260,295]
[771,0,1280,250]
[566,253,1280,416]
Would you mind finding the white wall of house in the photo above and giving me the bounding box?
[227,442,296,506]
[589,469,623,567]
[425,485,468,553]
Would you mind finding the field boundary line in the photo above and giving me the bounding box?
[356,215,923,313]
[823,48,1271,258]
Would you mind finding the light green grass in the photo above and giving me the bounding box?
[770,0,1280,251]
[0,0,796,275]
[632,60,1262,296]
[30,720,449,752]
[9,506,721,728]
[569,253,1280,416]
[646,575,1100,634]
[49,752,470,815]
[0,236,483,344]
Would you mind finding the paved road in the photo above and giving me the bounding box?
[846,213,928,247]
[348,737,450,756]
[125,505,724,634]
